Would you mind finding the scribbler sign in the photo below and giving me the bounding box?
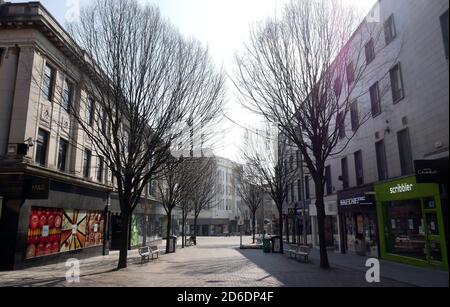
[389,183,414,194]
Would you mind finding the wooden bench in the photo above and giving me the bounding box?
[287,245,311,263]
[138,245,160,263]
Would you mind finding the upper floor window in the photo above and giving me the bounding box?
[325,165,332,195]
[62,78,74,112]
[346,61,355,85]
[375,140,388,180]
[440,10,449,59]
[337,112,346,139]
[83,149,92,178]
[297,179,302,201]
[0,48,5,67]
[42,63,56,101]
[365,38,375,64]
[354,150,364,186]
[96,156,104,183]
[370,82,381,117]
[304,176,310,200]
[341,157,349,189]
[397,129,414,176]
[35,129,49,166]
[350,100,359,131]
[384,14,397,45]
[86,97,95,126]
[389,63,405,103]
[57,138,68,172]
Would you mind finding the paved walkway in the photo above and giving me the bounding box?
[0,236,441,287]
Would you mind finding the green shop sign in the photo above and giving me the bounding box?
[375,176,448,270]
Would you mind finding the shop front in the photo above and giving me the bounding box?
[375,176,448,269]
[0,174,109,270]
[309,197,340,251]
[338,185,378,257]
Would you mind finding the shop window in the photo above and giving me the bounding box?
[384,199,426,261]
[397,129,414,176]
[57,138,68,172]
[35,129,49,166]
[0,48,4,67]
[370,82,381,117]
[42,63,56,101]
[389,63,405,103]
[375,140,388,180]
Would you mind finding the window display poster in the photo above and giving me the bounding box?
[60,209,86,252]
[85,211,105,247]
[25,207,63,259]
[356,215,364,235]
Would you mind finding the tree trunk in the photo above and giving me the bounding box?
[315,180,330,269]
[278,209,284,254]
[252,211,256,244]
[181,213,185,248]
[117,210,130,270]
[165,210,172,253]
[193,216,198,245]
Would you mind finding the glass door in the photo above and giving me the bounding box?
[422,197,444,265]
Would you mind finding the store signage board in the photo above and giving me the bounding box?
[415,159,449,184]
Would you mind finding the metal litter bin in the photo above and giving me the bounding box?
[263,238,271,253]
[271,236,281,253]
[168,235,177,253]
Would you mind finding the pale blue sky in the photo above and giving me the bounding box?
[10,0,376,162]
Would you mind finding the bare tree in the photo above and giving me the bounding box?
[236,167,263,244]
[32,0,227,269]
[234,0,400,268]
[241,126,298,253]
[188,157,218,244]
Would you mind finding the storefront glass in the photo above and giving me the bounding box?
[383,199,426,260]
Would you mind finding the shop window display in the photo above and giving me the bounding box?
[25,207,63,259]
[383,199,427,260]
[85,211,105,248]
[60,209,87,252]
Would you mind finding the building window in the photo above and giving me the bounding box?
[296,150,300,167]
[42,63,56,101]
[389,63,404,103]
[83,149,92,178]
[375,140,388,180]
[304,176,310,200]
[341,157,349,189]
[62,78,74,112]
[346,61,354,85]
[57,138,68,172]
[35,129,49,166]
[365,38,375,64]
[325,165,332,195]
[291,183,295,202]
[0,48,4,67]
[384,14,397,45]
[337,112,346,139]
[397,129,414,176]
[86,97,95,126]
[370,82,381,117]
[354,150,364,186]
[297,179,302,201]
[290,155,294,171]
[350,100,359,131]
[440,10,449,59]
[96,157,104,182]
